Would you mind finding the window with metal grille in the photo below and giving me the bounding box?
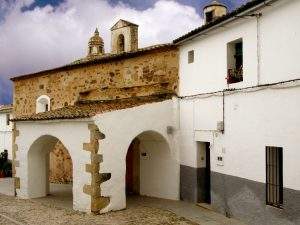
[266,146,283,208]
[188,50,194,64]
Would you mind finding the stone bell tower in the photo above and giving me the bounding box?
[87,28,105,58]
[111,19,138,54]
[203,0,228,24]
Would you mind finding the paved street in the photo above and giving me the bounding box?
[0,182,246,225]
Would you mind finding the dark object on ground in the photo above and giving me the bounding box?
[0,150,12,177]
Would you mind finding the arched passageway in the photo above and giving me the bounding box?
[27,135,73,207]
[126,131,178,201]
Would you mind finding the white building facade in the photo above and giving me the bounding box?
[174,0,300,224]
[9,0,300,224]
[0,105,13,160]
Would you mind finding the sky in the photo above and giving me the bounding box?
[0,0,248,105]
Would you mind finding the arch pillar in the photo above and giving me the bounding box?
[14,121,92,212]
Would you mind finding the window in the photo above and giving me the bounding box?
[205,11,214,23]
[36,95,51,113]
[6,114,10,126]
[117,34,125,53]
[266,146,283,208]
[188,50,194,64]
[227,39,243,84]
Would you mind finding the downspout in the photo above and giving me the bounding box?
[222,91,225,134]
[256,13,262,85]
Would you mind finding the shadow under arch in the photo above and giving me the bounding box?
[125,130,179,201]
[27,135,73,199]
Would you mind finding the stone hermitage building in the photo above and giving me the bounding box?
[11,19,179,213]
[9,0,300,224]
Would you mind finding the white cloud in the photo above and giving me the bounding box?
[0,0,201,81]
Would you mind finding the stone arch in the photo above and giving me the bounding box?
[117,34,125,53]
[36,95,50,113]
[125,130,179,201]
[27,135,73,198]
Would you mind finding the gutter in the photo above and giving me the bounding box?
[174,0,279,45]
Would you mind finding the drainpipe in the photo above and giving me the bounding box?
[222,91,225,134]
[256,13,262,85]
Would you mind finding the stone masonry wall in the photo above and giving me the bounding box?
[13,47,178,117]
[49,141,73,184]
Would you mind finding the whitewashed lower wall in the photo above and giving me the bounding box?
[180,85,300,191]
[94,99,180,213]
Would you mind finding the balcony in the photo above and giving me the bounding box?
[227,67,243,84]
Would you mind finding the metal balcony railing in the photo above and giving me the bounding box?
[227,68,243,84]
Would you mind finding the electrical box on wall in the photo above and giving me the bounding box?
[216,148,225,166]
[217,155,224,166]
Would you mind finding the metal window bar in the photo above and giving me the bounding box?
[266,146,283,208]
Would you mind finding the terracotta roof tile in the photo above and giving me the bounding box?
[0,105,13,113]
[12,94,172,122]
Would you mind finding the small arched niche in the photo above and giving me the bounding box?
[36,95,51,113]
[117,34,125,53]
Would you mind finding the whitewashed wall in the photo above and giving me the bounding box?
[260,0,300,83]
[178,0,300,191]
[179,0,300,96]
[94,99,180,213]
[15,120,91,212]
[0,112,13,160]
[189,85,300,191]
[179,18,258,96]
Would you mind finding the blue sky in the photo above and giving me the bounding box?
[0,0,248,105]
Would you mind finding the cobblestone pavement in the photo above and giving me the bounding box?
[0,194,198,225]
[0,216,16,225]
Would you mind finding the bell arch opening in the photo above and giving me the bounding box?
[125,131,179,201]
[117,34,125,53]
[36,95,50,113]
[27,135,73,207]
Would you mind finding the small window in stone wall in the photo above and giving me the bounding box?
[36,95,51,113]
[188,50,194,64]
